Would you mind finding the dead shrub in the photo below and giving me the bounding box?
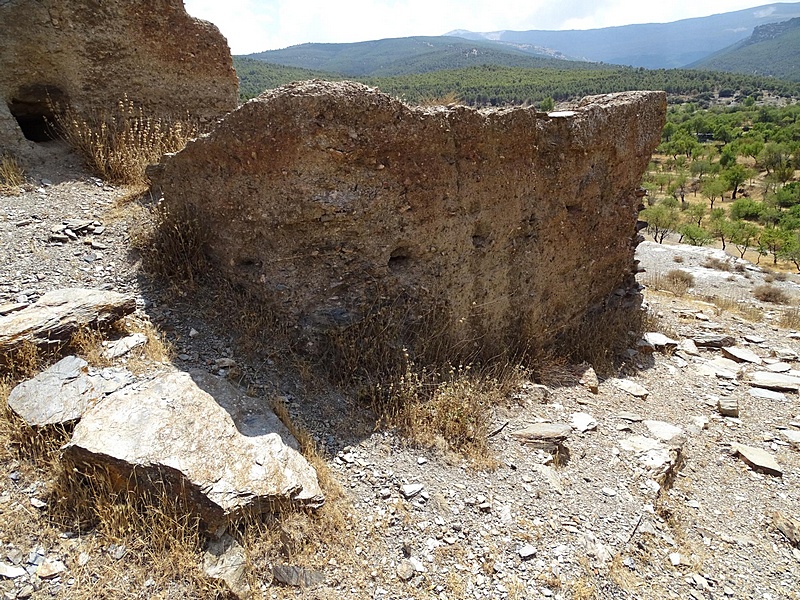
[49,96,199,185]
[779,307,800,329]
[753,284,790,304]
[130,199,210,287]
[648,269,695,296]
[0,154,25,194]
[702,257,731,271]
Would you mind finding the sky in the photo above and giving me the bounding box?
[183,0,785,54]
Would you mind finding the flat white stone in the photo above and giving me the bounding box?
[612,379,649,399]
[765,362,792,373]
[781,429,800,446]
[644,420,684,442]
[722,346,763,365]
[570,412,597,433]
[731,443,782,476]
[749,388,786,401]
[746,372,800,391]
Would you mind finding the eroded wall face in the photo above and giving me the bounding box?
[157,81,666,354]
[0,0,238,153]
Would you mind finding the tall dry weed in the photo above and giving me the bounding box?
[49,96,199,185]
[0,154,25,194]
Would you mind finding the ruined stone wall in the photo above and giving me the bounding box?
[0,0,238,155]
[156,81,666,355]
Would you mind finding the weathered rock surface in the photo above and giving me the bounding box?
[63,371,324,534]
[731,443,782,477]
[8,356,133,426]
[0,289,135,353]
[155,81,665,356]
[746,371,800,392]
[203,535,251,599]
[0,0,237,155]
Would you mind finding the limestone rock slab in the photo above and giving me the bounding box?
[63,371,324,534]
[746,371,800,392]
[0,288,135,353]
[731,443,782,476]
[8,356,134,426]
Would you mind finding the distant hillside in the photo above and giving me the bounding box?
[233,56,800,105]
[690,17,800,81]
[243,36,590,77]
[449,2,800,69]
[235,58,342,101]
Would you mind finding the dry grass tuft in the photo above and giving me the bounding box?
[130,199,210,287]
[0,153,25,194]
[644,269,695,296]
[702,256,731,271]
[49,96,199,185]
[753,284,790,304]
[702,295,763,322]
[779,307,800,329]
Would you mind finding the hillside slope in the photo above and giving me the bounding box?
[243,36,586,77]
[690,17,800,81]
[449,2,800,68]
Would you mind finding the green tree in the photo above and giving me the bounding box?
[684,202,707,226]
[539,97,555,112]
[708,209,731,250]
[759,228,791,265]
[678,223,711,246]
[701,176,727,210]
[730,220,760,259]
[642,203,680,244]
[723,165,748,200]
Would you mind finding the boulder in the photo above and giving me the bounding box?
[8,356,133,426]
[0,0,237,156]
[0,289,135,353]
[155,81,665,358]
[62,371,324,535]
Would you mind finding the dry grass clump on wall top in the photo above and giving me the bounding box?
[49,96,200,186]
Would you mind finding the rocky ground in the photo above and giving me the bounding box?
[1,143,799,599]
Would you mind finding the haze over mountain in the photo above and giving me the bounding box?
[245,36,587,77]
[447,2,800,69]
[690,16,800,80]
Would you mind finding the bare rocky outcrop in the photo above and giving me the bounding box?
[0,0,238,156]
[155,81,665,358]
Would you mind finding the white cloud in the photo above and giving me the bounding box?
[183,0,777,54]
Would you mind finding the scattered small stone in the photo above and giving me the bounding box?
[722,346,763,365]
[570,412,597,433]
[764,362,792,373]
[782,429,800,446]
[601,487,617,497]
[746,371,800,392]
[731,443,783,477]
[107,544,127,560]
[0,562,27,579]
[189,328,199,337]
[400,484,424,499]
[271,564,324,588]
[102,333,147,359]
[396,561,415,581]
[36,558,66,579]
[644,420,684,442]
[612,378,649,399]
[679,339,701,356]
[744,335,765,344]
[644,332,679,351]
[518,544,537,560]
[29,497,46,509]
[617,411,644,422]
[718,397,739,418]
[578,364,599,394]
[749,388,786,401]
[669,552,682,566]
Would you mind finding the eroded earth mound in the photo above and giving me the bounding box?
[0,0,238,156]
[155,81,666,356]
